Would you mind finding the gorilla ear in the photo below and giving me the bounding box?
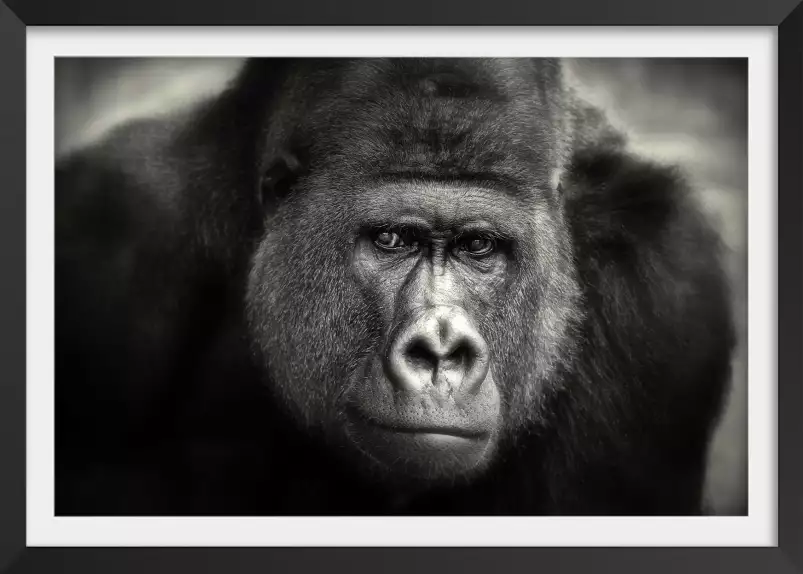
[259,150,306,208]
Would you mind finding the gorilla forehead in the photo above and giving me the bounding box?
[341,179,544,234]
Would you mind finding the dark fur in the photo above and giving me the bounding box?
[55,58,735,515]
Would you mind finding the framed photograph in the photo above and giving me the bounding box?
[0,0,799,572]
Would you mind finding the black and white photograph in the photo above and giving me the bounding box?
[53,56,748,518]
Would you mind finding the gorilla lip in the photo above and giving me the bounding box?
[346,405,491,441]
[349,415,496,479]
[369,421,489,441]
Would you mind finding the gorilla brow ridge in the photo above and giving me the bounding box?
[373,170,538,202]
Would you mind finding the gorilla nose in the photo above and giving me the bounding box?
[385,306,490,395]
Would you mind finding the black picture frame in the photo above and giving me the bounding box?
[0,1,799,572]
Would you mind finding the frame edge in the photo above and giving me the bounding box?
[0,2,27,574]
[778,2,803,572]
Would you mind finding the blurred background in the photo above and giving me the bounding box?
[54,58,748,515]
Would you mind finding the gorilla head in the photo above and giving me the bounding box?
[246,59,592,483]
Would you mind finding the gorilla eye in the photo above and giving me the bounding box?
[459,236,495,257]
[373,230,414,251]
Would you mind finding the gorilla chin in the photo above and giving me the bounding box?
[345,358,502,482]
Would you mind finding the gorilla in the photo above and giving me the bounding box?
[55,58,736,516]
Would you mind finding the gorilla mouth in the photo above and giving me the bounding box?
[345,405,496,481]
[344,401,494,441]
[368,420,489,441]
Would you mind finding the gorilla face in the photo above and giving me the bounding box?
[346,180,515,479]
[246,172,581,485]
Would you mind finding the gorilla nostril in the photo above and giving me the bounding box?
[407,340,438,371]
[444,346,469,369]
